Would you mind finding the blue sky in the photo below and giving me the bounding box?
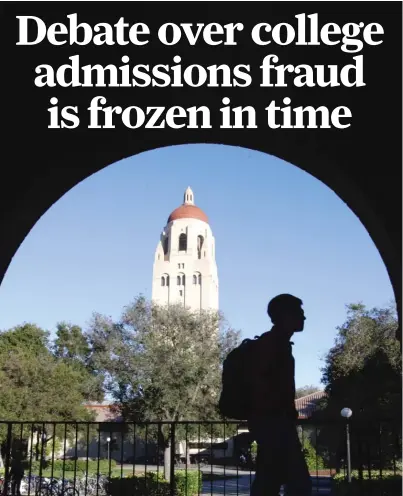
[0,144,394,389]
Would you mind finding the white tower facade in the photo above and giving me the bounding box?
[152,187,219,312]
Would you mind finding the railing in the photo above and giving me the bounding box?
[0,419,401,496]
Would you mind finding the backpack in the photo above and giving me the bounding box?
[218,336,261,420]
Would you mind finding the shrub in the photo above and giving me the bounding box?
[302,438,325,471]
[108,472,169,496]
[45,438,63,459]
[174,469,202,496]
[250,441,257,463]
[107,470,202,496]
[333,471,402,496]
[249,435,325,471]
[27,460,47,473]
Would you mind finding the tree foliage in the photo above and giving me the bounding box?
[86,296,241,438]
[53,322,104,402]
[0,323,96,422]
[0,323,102,461]
[313,303,402,470]
[319,303,401,420]
[0,297,242,478]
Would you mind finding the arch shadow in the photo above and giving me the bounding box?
[1,137,400,344]
[1,3,401,341]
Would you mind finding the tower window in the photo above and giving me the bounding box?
[179,290,183,296]
[177,276,181,285]
[179,233,187,251]
[193,275,197,285]
[182,275,185,286]
[197,235,204,260]
[166,275,170,287]
[161,276,165,287]
[198,274,202,284]
[163,237,169,255]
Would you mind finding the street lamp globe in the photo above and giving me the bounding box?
[106,437,111,443]
[340,408,353,418]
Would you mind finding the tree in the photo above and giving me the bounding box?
[0,323,97,464]
[53,322,90,361]
[86,295,241,480]
[313,303,402,471]
[295,385,322,399]
[320,303,401,419]
[53,322,104,402]
[0,323,95,420]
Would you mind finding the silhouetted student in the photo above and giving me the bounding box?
[248,294,311,496]
[219,294,312,495]
[9,452,24,496]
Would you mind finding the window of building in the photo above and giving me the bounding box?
[179,290,183,296]
[198,274,202,284]
[179,233,187,251]
[182,275,185,286]
[163,238,169,255]
[197,235,204,260]
[193,275,197,284]
[177,276,181,285]
[161,276,165,286]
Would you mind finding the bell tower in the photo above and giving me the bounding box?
[151,187,219,312]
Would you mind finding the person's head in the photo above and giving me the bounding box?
[267,294,305,333]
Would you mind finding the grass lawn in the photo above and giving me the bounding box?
[4,468,240,483]
[28,468,135,479]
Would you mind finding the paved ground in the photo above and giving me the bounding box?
[201,476,331,495]
[120,464,332,495]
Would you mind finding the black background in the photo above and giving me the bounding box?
[1,2,402,329]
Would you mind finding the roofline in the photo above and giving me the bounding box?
[295,391,326,402]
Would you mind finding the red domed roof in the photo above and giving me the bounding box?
[168,204,208,224]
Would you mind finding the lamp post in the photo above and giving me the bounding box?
[106,437,111,463]
[341,408,353,483]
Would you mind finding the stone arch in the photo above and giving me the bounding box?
[1,2,400,343]
[0,141,400,343]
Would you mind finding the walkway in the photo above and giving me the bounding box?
[202,475,332,495]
